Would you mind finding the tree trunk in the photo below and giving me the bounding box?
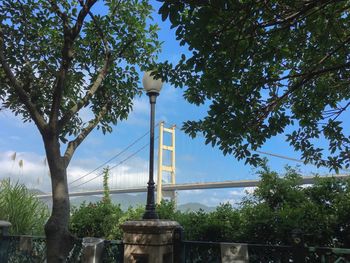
[43,136,74,263]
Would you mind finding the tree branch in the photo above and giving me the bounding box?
[259,0,334,28]
[58,52,112,131]
[48,28,73,130]
[332,101,350,121]
[110,0,122,17]
[58,34,135,131]
[0,28,47,133]
[256,61,350,124]
[63,103,109,165]
[71,0,97,39]
[49,0,97,131]
[48,0,67,22]
[80,0,110,54]
[257,33,350,117]
[58,0,114,131]
[17,0,30,63]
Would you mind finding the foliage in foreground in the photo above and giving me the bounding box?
[158,167,350,248]
[0,179,49,235]
[69,202,144,240]
[1,0,160,259]
[69,167,144,240]
[158,0,350,171]
[69,167,350,248]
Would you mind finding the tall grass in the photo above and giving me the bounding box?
[0,179,49,235]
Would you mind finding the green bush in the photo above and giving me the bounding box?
[156,201,241,242]
[68,166,350,247]
[69,202,145,240]
[238,166,350,247]
[0,179,49,235]
[70,201,123,240]
[69,168,145,240]
[156,199,180,220]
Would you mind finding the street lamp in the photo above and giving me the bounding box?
[142,71,163,219]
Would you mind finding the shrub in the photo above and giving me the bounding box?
[0,179,49,235]
[69,166,350,247]
[69,201,123,240]
[69,168,144,240]
[156,199,180,220]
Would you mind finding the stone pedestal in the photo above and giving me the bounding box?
[0,220,11,236]
[0,221,11,263]
[121,220,180,263]
[81,237,105,263]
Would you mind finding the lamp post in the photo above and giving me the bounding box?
[142,71,162,219]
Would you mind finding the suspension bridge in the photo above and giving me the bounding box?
[36,174,350,199]
[36,121,350,203]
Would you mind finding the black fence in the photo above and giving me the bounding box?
[0,235,123,263]
[2,234,350,262]
[182,240,350,263]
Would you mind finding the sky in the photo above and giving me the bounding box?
[0,1,345,208]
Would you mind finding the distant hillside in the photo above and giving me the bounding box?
[177,202,215,213]
[70,193,147,210]
[39,193,147,210]
[33,191,215,212]
[28,188,46,195]
[70,195,101,207]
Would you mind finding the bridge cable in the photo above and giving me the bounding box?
[173,125,350,172]
[70,136,159,190]
[69,124,159,186]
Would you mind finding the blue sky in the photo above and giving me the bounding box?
[0,1,344,207]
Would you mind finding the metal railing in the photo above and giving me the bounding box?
[2,234,350,262]
[0,235,46,263]
[0,235,124,263]
[182,240,350,263]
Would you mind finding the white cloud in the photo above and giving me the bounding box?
[121,97,149,127]
[229,190,245,196]
[132,98,149,114]
[69,158,150,191]
[0,150,151,194]
[0,150,50,190]
[68,154,151,191]
[181,189,204,195]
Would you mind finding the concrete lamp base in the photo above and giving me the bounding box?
[121,220,181,263]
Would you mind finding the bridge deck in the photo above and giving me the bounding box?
[36,174,350,199]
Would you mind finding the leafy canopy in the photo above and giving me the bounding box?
[0,0,159,146]
[158,0,350,171]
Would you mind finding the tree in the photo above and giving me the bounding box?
[236,165,350,247]
[0,0,160,261]
[102,166,111,204]
[158,0,350,171]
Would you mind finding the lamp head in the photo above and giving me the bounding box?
[142,71,163,94]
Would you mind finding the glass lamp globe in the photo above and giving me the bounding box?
[142,71,163,94]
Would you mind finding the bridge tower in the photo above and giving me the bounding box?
[156,121,176,204]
